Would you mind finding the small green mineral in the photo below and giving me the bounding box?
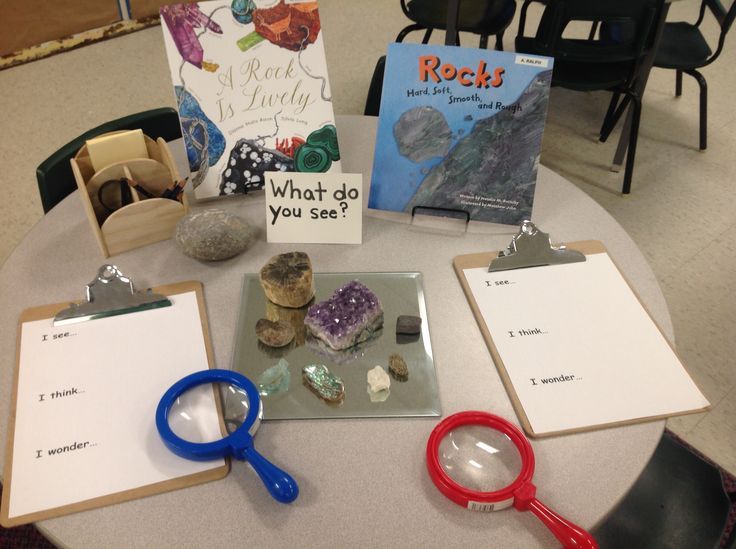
[303,364,344,402]
[257,358,291,397]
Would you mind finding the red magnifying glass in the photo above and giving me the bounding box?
[427,411,597,549]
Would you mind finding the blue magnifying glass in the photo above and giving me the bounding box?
[156,369,299,504]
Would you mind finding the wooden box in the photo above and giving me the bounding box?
[70,132,189,257]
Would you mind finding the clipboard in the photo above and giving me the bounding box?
[1,266,229,527]
[453,222,710,438]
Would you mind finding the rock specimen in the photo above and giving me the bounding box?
[306,329,381,366]
[265,300,308,346]
[303,364,344,402]
[175,86,225,173]
[393,106,453,162]
[257,358,291,397]
[367,365,391,393]
[255,318,295,347]
[220,139,293,196]
[252,0,321,52]
[304,280,383,350]
[396,315,422,335]
[293,125,341,172]
[388,353,409,381]
[259,251,315,308]
[231,0,256,24]
[175,209,256,261]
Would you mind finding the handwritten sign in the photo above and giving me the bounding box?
[265,172,362,244]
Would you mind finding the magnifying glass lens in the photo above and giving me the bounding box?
[157,370,298,504]
[168,382,252,443]
[438,425,523,492]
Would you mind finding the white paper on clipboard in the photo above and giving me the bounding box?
[459,249,709,436]
[2,287,227,526]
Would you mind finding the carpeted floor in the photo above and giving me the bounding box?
[0,485,55,548]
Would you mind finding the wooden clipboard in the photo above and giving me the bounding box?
[1,280,229,527]
[453,239,710,438]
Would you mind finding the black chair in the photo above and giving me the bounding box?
[516,0,664,194]
[397,0,517,50]
[36,107,182,213]
[366,0,516,116]
[653,0,736,150]
[593,430,731,548]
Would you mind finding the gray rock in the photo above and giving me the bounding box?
[175,209,256,261]
[393,106,453,163]
[396,315,422,335]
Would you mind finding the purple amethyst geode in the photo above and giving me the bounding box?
[304,281,383,350]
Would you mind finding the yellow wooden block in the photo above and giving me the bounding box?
[86,129,149,172]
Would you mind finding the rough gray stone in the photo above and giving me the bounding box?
[175,209,256,261]
[393,106,453,162]
[396,315,422,335]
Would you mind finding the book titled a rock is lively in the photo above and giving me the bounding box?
[369,43,553,225]
[160,0,340,200]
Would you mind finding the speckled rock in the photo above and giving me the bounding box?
[388,353,408,380]
[175,209,256,261]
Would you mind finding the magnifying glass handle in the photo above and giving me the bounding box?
[526,498,597,549]
[241,446,299,504]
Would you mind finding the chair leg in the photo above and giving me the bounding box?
[480,34,489,49]
[675,70,683,97]
[622,91,642,194]
[422,28,433,44]
[685,68,707,150]
[495,31,505,51]
[601,93,634,143]
[600,93,621,142]
[588,21,599,40]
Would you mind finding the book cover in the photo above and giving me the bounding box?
[160,0,341,200]
[369,43,553,225]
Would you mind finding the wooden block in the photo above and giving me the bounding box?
[86,129,148,172]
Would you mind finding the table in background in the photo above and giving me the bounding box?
[0,115,668,548]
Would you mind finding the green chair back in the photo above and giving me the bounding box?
[36,107,182,213]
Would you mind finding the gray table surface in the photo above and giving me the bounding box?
[0,115,667,548]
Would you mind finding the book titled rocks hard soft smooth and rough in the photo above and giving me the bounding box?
[160,0,341,200]
[369,43,553,225]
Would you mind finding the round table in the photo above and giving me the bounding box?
[0,115,666,548]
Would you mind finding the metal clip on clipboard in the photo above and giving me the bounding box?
[54,265,172,326]
[488,221,586,272]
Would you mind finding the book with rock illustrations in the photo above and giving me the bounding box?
[160,0,341,200]
[369,43,553,225]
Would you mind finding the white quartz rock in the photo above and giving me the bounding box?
[367,365,391,393]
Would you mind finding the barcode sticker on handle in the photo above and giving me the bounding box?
[468,498,514,512]
[468,501,495,512]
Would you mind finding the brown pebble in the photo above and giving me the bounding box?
[255,318,295,347]
[388,353,409,380]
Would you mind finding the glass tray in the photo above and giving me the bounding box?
[231,272,441,420]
